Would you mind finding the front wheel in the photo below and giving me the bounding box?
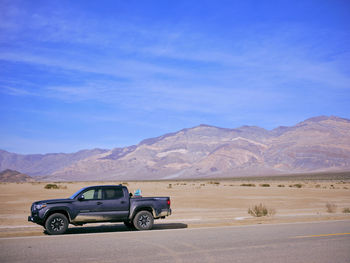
[133,211,154,230]
[45,213,68,235]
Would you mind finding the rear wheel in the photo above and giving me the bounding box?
[45,213,68,235]
[133,211,154,231]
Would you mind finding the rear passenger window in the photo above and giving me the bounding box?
[103,188,124,199]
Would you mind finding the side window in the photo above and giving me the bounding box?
[82,188,102,200]
[103,188,124,200]
[83,189,94,200]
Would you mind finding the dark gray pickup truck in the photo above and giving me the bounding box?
[28,185,171,235]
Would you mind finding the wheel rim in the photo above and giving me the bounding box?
[50,217,64,232]
[138,214,150,228]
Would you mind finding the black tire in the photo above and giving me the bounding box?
[124,221,135,229]
[133,211,154,231]
[45,213,68,235]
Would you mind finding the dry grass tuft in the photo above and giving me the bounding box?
[44,183,67,190]
[289,183,303,188]
[208,181,220,185]
[248,203,275,217]
[240,183,256,187]
[259,183,270,187]
[342,208,350,213]
[326,202,337,213]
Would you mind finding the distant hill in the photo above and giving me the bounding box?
[0,169,33,182]
[1,116,350,180]
[0,148,108,176]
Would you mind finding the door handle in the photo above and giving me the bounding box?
[97,201,103,205]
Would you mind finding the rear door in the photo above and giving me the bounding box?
[99,187,129,221]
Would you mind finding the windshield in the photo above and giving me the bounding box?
[69,187,87,199]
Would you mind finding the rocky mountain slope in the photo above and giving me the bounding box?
[0,149,108,176]
[1,116,349,180]
[0,169,33,182]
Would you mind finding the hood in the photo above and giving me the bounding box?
[34,198,73,205]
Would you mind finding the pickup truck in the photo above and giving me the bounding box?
[28,185,171,235]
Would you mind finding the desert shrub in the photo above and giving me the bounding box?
[342,208,350,213]
[248,203,275,217]
[326,202,337,213]
[260,184,270,187]
[122,182,129,186]
[200,184,205,186]
[44,184,67,189]
[208,181,220,185]
[277,184,285,187]
[289,184,303,188]
[315,184,321,188]
[240,183,256,187]
[167,184,172,189]
[44,184,59,189]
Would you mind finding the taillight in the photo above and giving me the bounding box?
[167,199,171,206]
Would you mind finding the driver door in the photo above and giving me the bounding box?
[72,187,103,223]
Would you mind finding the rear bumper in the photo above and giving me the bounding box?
[156,208,171,218]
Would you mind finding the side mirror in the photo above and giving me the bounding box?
[78,195,85,201]
[129,193,133,197]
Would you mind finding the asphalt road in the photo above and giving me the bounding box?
[0,220,349,263]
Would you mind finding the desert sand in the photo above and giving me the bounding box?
[0,177,349,237]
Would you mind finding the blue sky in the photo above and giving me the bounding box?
[0,0,349,154]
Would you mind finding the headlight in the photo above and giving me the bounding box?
[35,204,47,210]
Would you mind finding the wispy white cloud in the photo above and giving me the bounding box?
[1,1,349,126]
[0,86,34,96]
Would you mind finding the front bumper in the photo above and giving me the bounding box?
[28,213,44,225]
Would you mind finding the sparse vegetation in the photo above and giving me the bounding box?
[289,183,303,188]
[44,184,67,189]
[315,184,321,188]
[259,183,270,187]
[326,202,337,213]
[167,184,172,189]
[208,181,220,185]
[240,183,256,187]
[343,208,350,213]
[248,203,275,217]
[277,184,285,187]
[122,182,129,186]
[44,183,59,189]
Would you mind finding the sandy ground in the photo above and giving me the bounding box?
[0,179,349,237]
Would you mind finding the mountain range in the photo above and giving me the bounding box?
[1,116,350,181]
